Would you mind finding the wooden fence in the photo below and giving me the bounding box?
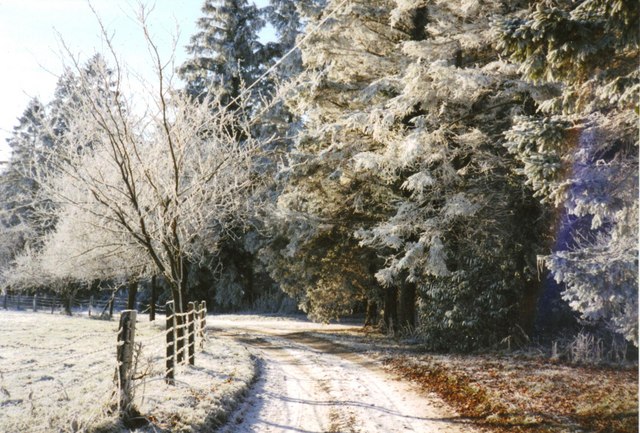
[116,300,207,420]
[163,301,207,384]
[1,293,165,317]
[0,301,209,429]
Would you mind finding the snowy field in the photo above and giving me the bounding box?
[0,311,256,433]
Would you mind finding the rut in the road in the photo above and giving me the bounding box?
[215,327,480,433]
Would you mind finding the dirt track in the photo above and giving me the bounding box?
[211,316,480,433]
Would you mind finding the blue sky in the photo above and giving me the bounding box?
[0,0,270,162]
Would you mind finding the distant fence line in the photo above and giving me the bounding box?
[1,293,165,316]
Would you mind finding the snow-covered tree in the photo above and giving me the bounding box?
[497,0,639,345]
[1,98,55,232]
[5,12,263,318]
[260,0,406,323]
[0,56,126,300]
[266,0,548,349]
[262,0,326,78]
[178,0,265,103]
[0,96,60,296]
[350,0,547,349]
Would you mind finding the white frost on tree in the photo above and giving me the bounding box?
[4,10,262,315]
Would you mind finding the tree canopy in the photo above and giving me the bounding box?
[0,0,636,349]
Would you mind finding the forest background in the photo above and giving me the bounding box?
[0,0,637,353]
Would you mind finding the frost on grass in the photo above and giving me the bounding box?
[0,311,256,433]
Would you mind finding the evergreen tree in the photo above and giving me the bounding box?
[1,99,47,229]
[267,0,548,350]
[497,0,639,345]
[261,0,405,323]
[350,0,544,349]
[0,99,48,288]
[262,0,326,78]
[177,1,326,311]
[178,0,265,103]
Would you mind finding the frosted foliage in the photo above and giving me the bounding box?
[389,0,425,29]
[427,236,450,277]
[5,247,40,289]
[546,123,638,344]
[0,222,31,288]
[401,171,436,194]
[353,152,384,172]
[443,193,478,218]
[179,0,264,99]
[40,206,149,282]
[268,0,546,338]
[215,265,245,307]
[565,120,634,230]
[548,226,638,346]
[399,132,428,167]
[498,0,638,343]
[6,41,261,303]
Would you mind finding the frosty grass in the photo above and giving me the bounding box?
[0,311,256,433]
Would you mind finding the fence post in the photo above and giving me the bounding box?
[165,301,175,384]
[200,301,207,349]
[149,275,157,322]
[176,309,185,365]
[117,310,137,418]
[88,296,94,317]
[3,292,7,310]
[201,301,207,330]
[33,295,38,312]
[194,301,201,349]
[187,302,195,365]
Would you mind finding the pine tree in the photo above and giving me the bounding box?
[262,0,326,78]
[0,99,48,287]
[266,0,548,350]
[177,1,274,311]
[178,0,265,103]
[497,0,639,345]
[261,0,407,323]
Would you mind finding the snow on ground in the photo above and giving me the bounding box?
[0,311,256,433]
[210,314,480,433]
[1,311,485,433]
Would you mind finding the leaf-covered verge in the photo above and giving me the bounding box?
[309,327,638,433]
[386,356,637,433]
[0,312,258,433]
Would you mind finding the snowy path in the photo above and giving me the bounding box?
[211,316,479,433]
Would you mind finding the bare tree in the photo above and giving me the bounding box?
[18,7,262,316]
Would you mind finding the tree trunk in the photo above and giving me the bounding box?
[364,299,378,327]
[64,294,72,316]
[150,275,157,321]
[383,286,398,335]
[397,281,417,332]
[127,277,138,310]
[108,287,118,319]
[518,277,542,339]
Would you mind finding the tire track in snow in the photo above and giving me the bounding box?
[214,323,480,433]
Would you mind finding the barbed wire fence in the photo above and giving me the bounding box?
[0,300,209,431]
